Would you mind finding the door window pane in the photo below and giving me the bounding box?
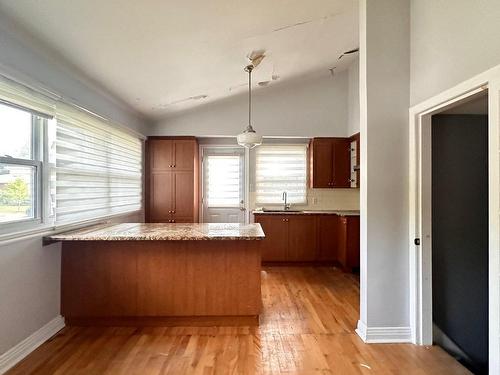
[0,164,35,223]
[0,102,32,159]
[206,155,241,207]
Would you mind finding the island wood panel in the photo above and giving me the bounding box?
[61,241,137,317]
[61,240,261,324]
[136,241,261,316]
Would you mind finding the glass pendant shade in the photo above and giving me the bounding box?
[237,125,262,149]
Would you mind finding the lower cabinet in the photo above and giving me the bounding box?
[254,213,359,269]
[337,216,360,272]
[254,215,288,261]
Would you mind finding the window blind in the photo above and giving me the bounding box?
[205,155,241,207]
[255,144,307,204]
[55,104,142,224]
[0,75,56,118]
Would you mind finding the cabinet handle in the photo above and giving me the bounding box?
[172,219,175,223]
[173,164,176,168]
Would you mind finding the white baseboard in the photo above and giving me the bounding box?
[0,315,65,374]
[356,320,412,343]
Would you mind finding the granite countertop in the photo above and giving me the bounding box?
[48,222,265,241]
[253,210,360,216]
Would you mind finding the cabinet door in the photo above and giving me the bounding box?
[149,172,174,222]
[317,215,338,261]
[287,215,317,261]
[173,140,196,171]
[173,171,195,220]
[311,140,333,188]
[149,139,174,171]
[337,216,360,272]
[254,215,288,261]
[332,139,351,188]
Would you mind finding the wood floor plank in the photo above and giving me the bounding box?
[6,266,471,375]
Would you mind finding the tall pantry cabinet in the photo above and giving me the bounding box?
[146,137,199,223]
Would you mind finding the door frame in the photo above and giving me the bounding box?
[409,64,500,374]
[198,144,250,224]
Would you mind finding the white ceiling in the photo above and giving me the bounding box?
[0,0,359,119]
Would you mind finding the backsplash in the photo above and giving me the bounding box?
[250,188,360,211]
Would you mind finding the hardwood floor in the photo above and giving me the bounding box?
[7,267,471,374]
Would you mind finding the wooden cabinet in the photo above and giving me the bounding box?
[255,215,288,261]
[316,215,338,261]
[309,138,351,188]
[254,214,317,262]
[254,213,359,270]
[288,216,317,261]
[146,137,199,223]
[337,216,360,272]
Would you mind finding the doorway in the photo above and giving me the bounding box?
[431,92,489,374]
[409,69,500,375]
[201,146,246,223]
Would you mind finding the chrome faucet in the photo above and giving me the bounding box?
[282,191,291,211]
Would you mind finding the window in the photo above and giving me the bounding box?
[0,102,47,226]
[205,155,242,207]
[55,104,142,224]
[255,144,307,204]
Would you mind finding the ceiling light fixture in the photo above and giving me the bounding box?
[237,64,262,148]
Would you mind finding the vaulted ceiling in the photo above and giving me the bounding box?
[0,0,359,119]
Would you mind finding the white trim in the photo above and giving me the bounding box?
[356,320,412,343]
[409,63,500,375]
[0,315,65,374]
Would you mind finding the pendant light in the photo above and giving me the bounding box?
[237,64,262,148]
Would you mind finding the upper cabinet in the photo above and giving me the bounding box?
[309,138,351,188]
[149,139,196,172]
[146,137,199,223]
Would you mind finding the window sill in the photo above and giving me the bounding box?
[0,210,143,246]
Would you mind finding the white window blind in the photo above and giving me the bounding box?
[0,75,56,118]
[55,104,142,224]
[255,144,307,204]
[205,155,241,207]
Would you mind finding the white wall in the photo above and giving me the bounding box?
[0,12,149,135]
[152,71,350,137]
[358,0,410,333]
[0,15,147,358]
[347,57,360,136]
[410,0,500,105]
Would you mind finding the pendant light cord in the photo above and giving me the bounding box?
[245,64,254,132]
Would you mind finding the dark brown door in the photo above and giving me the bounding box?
[312,140,333,188]
[254,215,288,261]
[149,172,174,222]
[173,171,195,220]
[317,215,338,261]
[173,140,195,171]
[332,139,351,188]
[149,139,174,171]
[287,215,316,261]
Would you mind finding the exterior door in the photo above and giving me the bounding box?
[202,147,246,223]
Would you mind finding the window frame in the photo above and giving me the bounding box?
[0,102,49,234]
[254,143,308,206]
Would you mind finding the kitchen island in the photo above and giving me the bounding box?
[48,222,265,326]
